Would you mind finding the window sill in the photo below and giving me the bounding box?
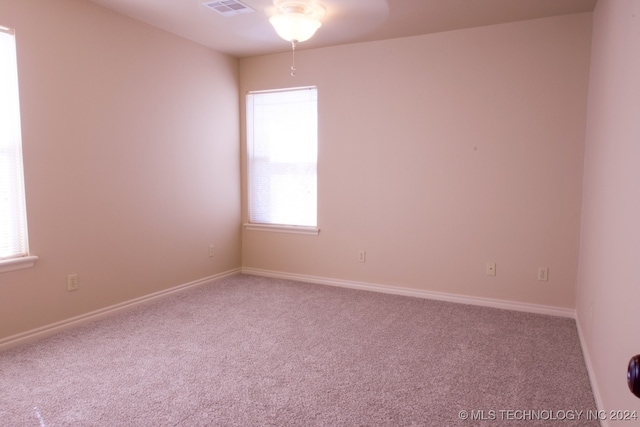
[0,256,38,273]
[243,223,320,236]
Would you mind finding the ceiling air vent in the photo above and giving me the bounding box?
[202,0,255,17]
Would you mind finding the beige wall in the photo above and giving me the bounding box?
[577,0,640,416]
[2,0,631,412]
[0,0,241,340]
[240,13,592,309]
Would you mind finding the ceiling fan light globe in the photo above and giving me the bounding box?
[269,13,321,43]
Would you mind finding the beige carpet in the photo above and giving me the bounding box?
[0,274,597,426]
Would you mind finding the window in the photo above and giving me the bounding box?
[246,87,318,234]
[1,26,35,272]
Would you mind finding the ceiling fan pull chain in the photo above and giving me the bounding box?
[290,40,297,77]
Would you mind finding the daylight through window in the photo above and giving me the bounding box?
[0,26,30,261]
[246,87,318,229]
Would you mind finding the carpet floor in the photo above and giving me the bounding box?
[0,274,597,426]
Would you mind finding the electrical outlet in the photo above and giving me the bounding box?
[358,250,366,263]
[209,244,215,257]
[486,262,496,276]
[537,267,549,282]
[67,274,79,291]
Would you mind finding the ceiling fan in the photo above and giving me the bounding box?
[266,0,326,75]
[203,0,386,75]
[201,0,389,56]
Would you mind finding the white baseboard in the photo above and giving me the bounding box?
[241,267,576,318]
[575,312,606,427]
[0,268,241,352]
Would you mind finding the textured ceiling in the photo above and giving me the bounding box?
[87,0,597,57]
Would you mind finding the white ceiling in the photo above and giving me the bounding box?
[87,0,597,58]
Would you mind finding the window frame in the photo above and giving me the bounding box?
[0,25,37,273]
[244,86,319,236]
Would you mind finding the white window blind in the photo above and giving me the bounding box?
[247,87,318,228]
[0,26,30,260]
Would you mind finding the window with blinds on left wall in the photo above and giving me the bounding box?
[0,26,37,273]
